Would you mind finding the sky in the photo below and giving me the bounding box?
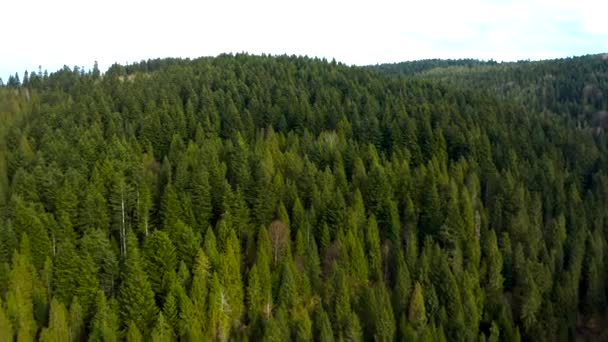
[1,0,607,81]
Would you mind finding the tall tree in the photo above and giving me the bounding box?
[40,298,70,342]
[117,233,158,335]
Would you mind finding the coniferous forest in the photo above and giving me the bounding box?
[0,53,608,341]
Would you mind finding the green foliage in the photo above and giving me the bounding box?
[1,54,608,341]
[69,297,85,342]
[143,230,177,295]
[151,312,175,342]
[363,282,396,341]
[53,240,99,316]
[89,291,118,342]
[0,299,14,342]
[408,282,427,332]
[7,242,38,341]
[40,298,69,342]
[126,321,144,342]
[118,233,158,335]
[81,229,119,298]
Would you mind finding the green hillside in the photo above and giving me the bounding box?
[373,54,608,127]
[0,54,607,341]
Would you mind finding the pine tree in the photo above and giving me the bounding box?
[484,229,503,309]
[247,264,263,329]
[118,233,158,335]
[81,228,119,298]
[0,220,18,265]
[277,260,297,309]
[190,249,210,332]
[207,272,230,342]
[53,241,99,316]
[365,215,383,281]
[161,183,182,229]
[203,226,220,270]
[7,240,38,341]
[263,307,290,341]
[408,282,427,332]
[126,321,144,342]
[0,299,14,342]
[77,185,110,233]
[345,227,369,286]
[143,230,177,295]
[89,291,118,342]
[333,269,352,337]
[251,225,273,321]
[418,173,442,238]
[150,312,175,342]
[192,169,212,232]
[293,306,313,342]
[135,184,153,238]
[170,220,200,269]
[219,229,244,326]
[11,197,52,270]
[68,297,84,342]
[162,289,179,336]
[364,282,396,341]
[315,306,335,342]
[40,298,70,342]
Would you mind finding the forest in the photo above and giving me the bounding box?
[0,53,607,341]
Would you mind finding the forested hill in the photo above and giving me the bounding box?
[371,54,608,127]
[0,54,607,341]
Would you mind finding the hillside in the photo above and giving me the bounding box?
[0,54,607,341]
[372,54,608,128]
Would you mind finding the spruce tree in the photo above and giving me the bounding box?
[0,299,14,342]
[117,233,158,335]
[143,230,178,295]
[7,240,38,341]
[89,291,118,342]
[40,298,70,342]
[69,297,84,342]
[126,321,144,342]
[408,282,427,332]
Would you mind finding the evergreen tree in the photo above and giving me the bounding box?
[408,282,427,332]
[40,298,70,342]
[7,241,38,341]
[170,220,200,269]
[53,241,99,315]
[207,272,230,342]
[81,229,119,298]
[219,229,244,326]
[0,299,14,342]
[364,282,396,341]
[69,297,85,342]
[117,233,158,334]
[126,321,144,342]
[11,197,52,270]
[365,215,383,281]
[89,291,118,342]
[143,230,178,295]
[190,249,210,332]
[150,312,175,342]
[315,306,335,342]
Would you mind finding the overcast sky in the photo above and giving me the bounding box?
[1,0,607,81]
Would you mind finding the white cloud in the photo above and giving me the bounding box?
[1,0,607,80]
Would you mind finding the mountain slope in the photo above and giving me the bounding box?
[0,54,607,341]
[372,54,608,128]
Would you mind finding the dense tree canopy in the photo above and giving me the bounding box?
[0,53,607,340]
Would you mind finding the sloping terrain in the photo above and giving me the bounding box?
[0,54,607,341]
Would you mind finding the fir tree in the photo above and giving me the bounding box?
[117,233,158,334]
